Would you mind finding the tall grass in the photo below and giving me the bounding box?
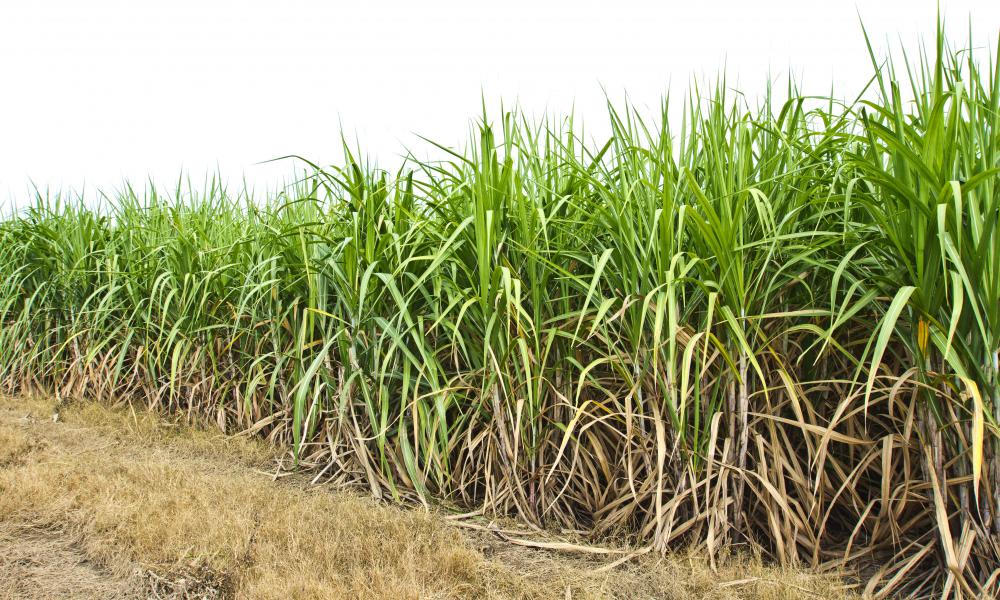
[1,24,997,598]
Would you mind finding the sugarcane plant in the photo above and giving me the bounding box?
[0,21,997,599]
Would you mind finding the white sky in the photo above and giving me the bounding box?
[1,1,997,206]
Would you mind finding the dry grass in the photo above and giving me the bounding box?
[0,394,855,599]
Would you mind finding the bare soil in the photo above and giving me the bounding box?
[0,524,136,599]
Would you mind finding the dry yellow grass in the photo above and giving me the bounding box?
[0,395,857,600]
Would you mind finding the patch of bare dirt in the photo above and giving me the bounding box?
[0,524,136,600]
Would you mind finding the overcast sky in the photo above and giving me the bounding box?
[1,1,997,205]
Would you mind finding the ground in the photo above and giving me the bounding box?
[0,395,856,600]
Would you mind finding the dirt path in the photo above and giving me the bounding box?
[0,524,136,599]
[0,395,855,600]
